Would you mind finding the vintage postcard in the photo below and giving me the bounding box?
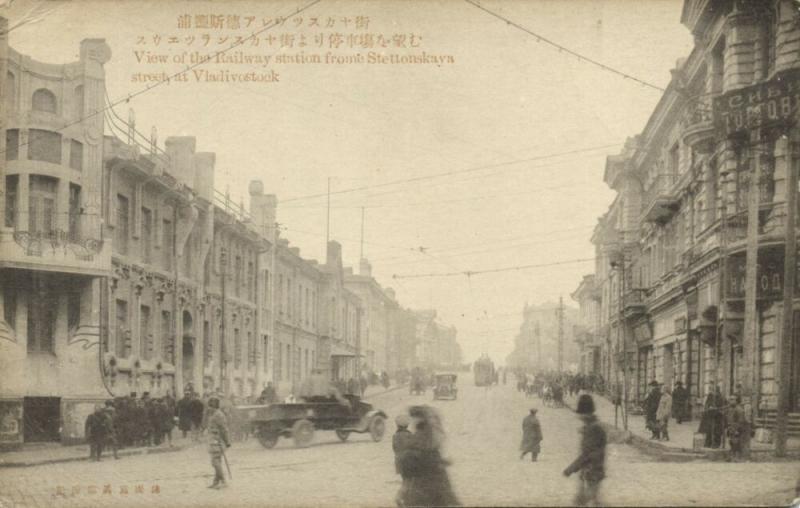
[0,0,798,506]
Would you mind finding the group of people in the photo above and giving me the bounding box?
[698,384,753,460]
[84,391,178,462]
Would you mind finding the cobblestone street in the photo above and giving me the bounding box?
[1,380,797,507]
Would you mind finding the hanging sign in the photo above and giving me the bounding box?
[713,69,800,137]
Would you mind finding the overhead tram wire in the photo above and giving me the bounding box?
[280,143,621,203]
[392,256,595,279]
[462,0,666,93]
[0,0,323,158]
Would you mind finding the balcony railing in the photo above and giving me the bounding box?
[642,173,678,223]
[722,205,790,246]
[679,97,713,131]
[622,288,647,318]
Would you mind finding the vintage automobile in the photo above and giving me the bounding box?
[433,373,458,400]
[244,394,387,449]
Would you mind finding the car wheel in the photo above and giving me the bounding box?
[369,416,386,442]
[292,419,315,448]
[257,429,278,449]
[335,430,350,442]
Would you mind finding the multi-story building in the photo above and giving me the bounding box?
[344,258,396,374]
[506,302,579,372]
[571,275,602,376]
[0,34,113,446]
[574,1,800,432]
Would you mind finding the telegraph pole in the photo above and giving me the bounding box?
[776,131,797,457]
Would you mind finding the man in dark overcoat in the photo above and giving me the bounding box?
[85,404,108,461]
[672,381,689,424]
[643,381,662,439]
[563,394,607,506]
[520,408,543,462]
[176,391,193,438]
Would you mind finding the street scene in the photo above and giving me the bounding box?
[3,0,800,506]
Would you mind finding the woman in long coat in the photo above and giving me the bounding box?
[400,406,461,507]
[520,408,543,461]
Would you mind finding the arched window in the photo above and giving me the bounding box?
[6,72,15,112]
[32,88,57,114]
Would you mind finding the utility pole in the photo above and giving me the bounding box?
[776,131,797,457]
[742,129,763,419]
[557,297,564,372]
[326,177,331,246]
[360,206,365,261]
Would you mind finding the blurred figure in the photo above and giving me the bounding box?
[563,394,606,506]
[520,408,543,462]
[85,404,108,462]
[189,392,205,442]
[672,381,689,424]
[259,382,278,404]
[393,414,414,507]
[399,405,461,507]
[206,397,231,490]
[103,400,119,459]
[644,381,662,440]
[656,386,673,441]
[177,391,193,438]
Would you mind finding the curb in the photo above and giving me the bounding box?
[364,383,407,399]
[0,443,187,469]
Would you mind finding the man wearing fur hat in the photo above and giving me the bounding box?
[564,394,607,506]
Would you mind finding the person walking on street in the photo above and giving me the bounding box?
[672,381,689,424]
[177,391,193,439]
[393,415,414,507]
[699,385,725,448]
[103,400,120,459]
[85,404,108,462]
[206,397,231,489]
[656,386,673,441]
[399,405,461,507]
[563,394,607,507]
[520,408,543,462]
[189,392,205,442]
[644,381,662,440]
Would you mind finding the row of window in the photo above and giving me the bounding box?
[4,174,82,241]
[276,273,318,328]
[6,129,83,170]
[275,342,315,382]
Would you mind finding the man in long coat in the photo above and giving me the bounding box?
[85,404,108,461]
[520,408,543,462]
[656,386,673,441]
[643,381,662,439]
[699,385,725,448]
[564,394,607,506]
[176,392,193,439]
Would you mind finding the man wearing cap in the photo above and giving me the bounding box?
[206,397,231,489]
[564,394,606,506]
[520,408,543,462]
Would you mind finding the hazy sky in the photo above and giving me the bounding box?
[7,0,693,364]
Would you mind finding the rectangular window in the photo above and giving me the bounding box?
[203,320,211,364]
[67,291,81,332]
[5,174,18,228]
[28,129,62,164]
[68,184,81,243]
[162,310,173,363]
[277,342,283,380]
[140,305,152,360]
[69,140,83,171]
[3,282,17,330]
[116,194,129,255]
[286,344,291,380]
[235,256,242,298]
[29,175,57,238]
[28,279,56,353]
[248,330,255,368]
[5,129,18,161]
[115,299,129,358]
[162,218,173,270]
[263,335,269,371]
[278,274,284,315]
[141,207,152,263]
[183,233,192,276]
[234,328,241,369]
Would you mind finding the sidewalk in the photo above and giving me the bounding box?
[362,382,406,399]
[564,393,800,462]
[0,436,191,469]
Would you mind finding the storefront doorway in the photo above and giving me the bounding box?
[23,397,60,443]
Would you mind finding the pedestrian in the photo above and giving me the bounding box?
[393,414,414,507]
[726,396,750,462]
[519,408,543,462]
[85,404,108,462]
[563,394,606,507]
[399,405,461,507]
[176,391,192,439]
[103,400,120,459]
[672,381,689,424]
[159,398,175,446]
[699,385,724,448]
[206,397,231,489]
[656,386,673,441]
[259,382,278,404]
[189,392,205,442]
[644,381,661,439]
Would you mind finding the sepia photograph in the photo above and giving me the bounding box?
[0,0,799,506]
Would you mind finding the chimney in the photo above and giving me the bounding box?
[193,152,215,202]
[165,136,196,185]
[326,241,342,267]
[359,258,372,277]
[248,180,277,239]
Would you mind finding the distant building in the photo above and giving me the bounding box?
[506,302,579,372]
